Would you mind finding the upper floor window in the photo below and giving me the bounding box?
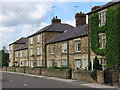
[37,47,40,55]
[9,45,13,51]
[99,10,106,26]
[20,51,22,57]
[75,40,81,52]
[16,52,19,57]
[51,45,55,54]
[30,37,33,45]
[24,50,27,57]
[37,35,41,43]
[30,49,33,56]
[62,43,67,53]
[99,33,106,49]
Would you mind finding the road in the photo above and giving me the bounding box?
[2,72,87,88]
[1,72,118,90]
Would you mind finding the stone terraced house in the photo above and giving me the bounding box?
[23,17,74,68]
[14,44,28,67]
[9,38,28,67]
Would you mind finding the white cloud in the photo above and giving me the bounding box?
[0,2,52,50]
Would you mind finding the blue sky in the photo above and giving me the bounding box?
[0,1,110,50]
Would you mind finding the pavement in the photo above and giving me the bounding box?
[1,71,120,89]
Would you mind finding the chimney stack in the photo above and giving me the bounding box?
[91,6,101,11]
[51,16,61,24]
[75,12,86,27]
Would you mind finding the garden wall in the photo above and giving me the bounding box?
[41,68,71,79]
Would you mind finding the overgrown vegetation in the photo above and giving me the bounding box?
[0,46,9,67]
[89,4,120,67]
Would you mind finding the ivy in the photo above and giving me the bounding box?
[89,4,120,67]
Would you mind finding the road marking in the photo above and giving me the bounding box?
[9,80,13,82]
[24,84,28,87]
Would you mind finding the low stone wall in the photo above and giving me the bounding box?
[7,67,16,72]
[72,70,95,83]
[25,68,41,75]
[2,67,7,71]
[16,67,25,73]
[97,70,104,84]
[41,68,71,79]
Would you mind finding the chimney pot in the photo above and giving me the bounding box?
[75,12,86,27]
[51,16,61,24]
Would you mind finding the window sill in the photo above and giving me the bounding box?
[74,51,81,54]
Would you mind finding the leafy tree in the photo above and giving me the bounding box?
[93,56,100,70]
[0,46,9,67]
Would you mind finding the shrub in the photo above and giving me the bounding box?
[93,56,100,70]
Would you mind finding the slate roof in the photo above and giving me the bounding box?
[46,24,88,44]
[15,44,28,51]
[87,0,120,15]
[28,23,74,37]
[9,38,28,45]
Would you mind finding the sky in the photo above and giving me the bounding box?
[0,0,112,50]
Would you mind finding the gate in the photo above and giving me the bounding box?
[104,66,120,87]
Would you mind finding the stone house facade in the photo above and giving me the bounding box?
[9,38,28,67]
[87,1,120,70]
[46,12,89,70]
[27,17,74,67]
[15,44,28,67]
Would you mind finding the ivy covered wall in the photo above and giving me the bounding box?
[89,4,120,67]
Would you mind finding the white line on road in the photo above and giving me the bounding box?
[9,80,13,82]
[24,84,28,87]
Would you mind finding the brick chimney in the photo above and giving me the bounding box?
[75,12,86,27]
[92,6,101,11]
[51,16,61,24]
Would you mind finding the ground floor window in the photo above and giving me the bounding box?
[82,59,88,70]
[29,60,33,67]
[47,60,55,67]
[75,59,81,70]
[100,58,106,70]
[57,60,67,67]
[37,60,43,66]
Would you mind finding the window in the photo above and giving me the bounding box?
[37,35,40,43]
[30,37,33,44]
[20,51,22,57]
[29,60,33,67]
[61,60,67,66]
[99,11,106,26]
[16,52,19,57]
[30,49,33,56]
[99,33,106,49]
[51,45,55,54]
[100,58,106,70]
[24,50,27,57]
[9,45,12,51]
[62,43,67,53]
[47,60,55,67]
[37,60,43,66]
[75,59,81,70]
[75,40,81,52]
[37,47,40,55]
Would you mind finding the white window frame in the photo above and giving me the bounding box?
[24,50,27,57]
[75,59,81,70]
[30,49,33,56]
[20,51,22,57]
[37,47,40,55]
[62,43,67,53]
[61,59,67,66]
[37,60,43,66]
[99,33,106,49]
[51,45,55,54]
[99,10,106,26]
[30,37,33,45]
[37,35,40,43]
[75,40,81,52]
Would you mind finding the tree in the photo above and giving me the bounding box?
[0,46,9,67]
[93,56,100,70]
